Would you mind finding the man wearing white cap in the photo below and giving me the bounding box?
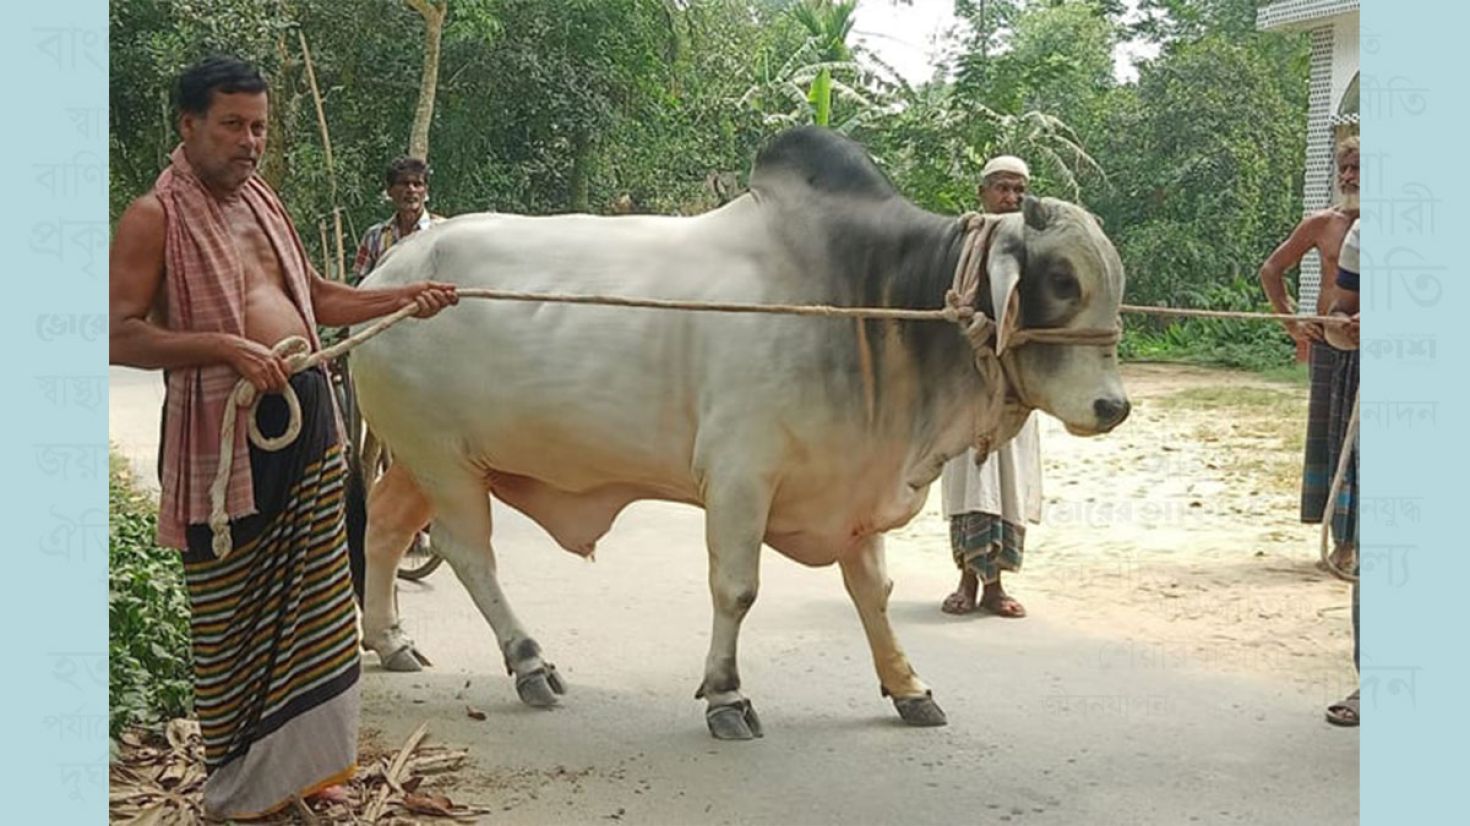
[939,155,1044,618]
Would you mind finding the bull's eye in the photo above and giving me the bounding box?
[1050,270,1081,300]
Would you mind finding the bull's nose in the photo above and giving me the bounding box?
[1093,397,1131,429]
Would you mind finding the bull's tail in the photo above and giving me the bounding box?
[334,360,369,607]
[345,447,367,607]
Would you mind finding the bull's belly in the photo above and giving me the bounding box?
[478,472,929,567]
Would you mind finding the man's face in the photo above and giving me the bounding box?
[980,172,1027,214]
[389,173,428,216]
[179,91,268,196]
[1336,149,1360,211]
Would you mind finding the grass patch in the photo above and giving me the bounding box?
[1254,362,1310,387]
[1157,386,1307,495]
[1156,386,1302,413]
[110,451,193,738]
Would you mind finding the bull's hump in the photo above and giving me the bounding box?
[750,127,899,202]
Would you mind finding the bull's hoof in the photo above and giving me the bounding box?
[380,645,430,673]
[893,692,948,727]
[515,663,567,708]
[365,623,431,673]
[706,699,764,740]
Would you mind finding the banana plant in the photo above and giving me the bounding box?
[791,0,858,127]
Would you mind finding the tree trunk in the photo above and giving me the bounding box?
[568,129,592,213]
[262,26,295,189]
[405,0,449,160]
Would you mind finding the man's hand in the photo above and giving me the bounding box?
[219,335,291,393]
[402,281,459,319]
[1323,312,1359,351]
[1284,318,1324,344]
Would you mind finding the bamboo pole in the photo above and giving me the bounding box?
[298,29,348,281]
[318,218,333,281]
[334,208,347,285]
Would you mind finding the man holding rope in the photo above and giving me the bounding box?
[1259,135,1360,573]
[1322,216,1361,727]
[108,55,456,820]
[939,155,1044,619]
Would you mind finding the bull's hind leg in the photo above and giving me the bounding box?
[696,478,772,740]
[840,534,947,727]
[362,461,435,671]
[419,471,566,708]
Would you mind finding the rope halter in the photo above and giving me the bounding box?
[944,212,1123,457]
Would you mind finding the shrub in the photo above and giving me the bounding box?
[109,453,192,737]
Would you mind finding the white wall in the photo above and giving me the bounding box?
[1331,13,1360,114]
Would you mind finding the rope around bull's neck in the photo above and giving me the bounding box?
[204,216,1353,557]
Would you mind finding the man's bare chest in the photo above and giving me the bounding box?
[222,202,289,291]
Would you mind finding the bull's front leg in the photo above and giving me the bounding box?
[362,461,435,672]
[696,477,772,740]
[839,534,947,727]
[418,471,566,708]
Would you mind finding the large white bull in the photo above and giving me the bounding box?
[350,128,1129,739]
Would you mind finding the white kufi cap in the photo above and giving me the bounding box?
[981,155,1030,181]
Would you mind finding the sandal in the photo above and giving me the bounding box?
[1325,689,1360,727]
[978,594,1027,618]
[941,590,977,615]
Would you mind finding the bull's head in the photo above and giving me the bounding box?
[985,195,1130,436]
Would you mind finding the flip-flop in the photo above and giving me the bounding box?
[941,590,977,615]
[978,595,1027,618]
[1325,690,1360,727]
[307,785,351,805]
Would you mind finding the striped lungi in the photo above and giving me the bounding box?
[949,512,1026,585]
[181,368,360,820]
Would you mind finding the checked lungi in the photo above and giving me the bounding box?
[1300,342,1359,547]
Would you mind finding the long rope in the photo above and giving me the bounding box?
[205,258,1352,558]
[1319,391,1361,583]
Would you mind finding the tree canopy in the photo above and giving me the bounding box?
[110,0,1315,367]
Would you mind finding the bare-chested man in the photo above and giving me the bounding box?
[109,56,456,820]
[1258,135,1360,571]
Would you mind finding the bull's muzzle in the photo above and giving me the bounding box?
[1092,396,1131,431]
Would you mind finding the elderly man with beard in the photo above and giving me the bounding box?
[938,155,1044,619]
[1259,136,1361,573]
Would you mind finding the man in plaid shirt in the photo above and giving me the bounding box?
[350,156,444,285]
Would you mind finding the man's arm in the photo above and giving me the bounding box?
[1259,214,1326,342]
[310,275,458,328]
[109,195,291,391]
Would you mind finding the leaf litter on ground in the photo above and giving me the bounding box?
[110,718,490,824]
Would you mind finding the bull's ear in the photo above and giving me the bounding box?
[1022,194,1051,231]
[986,224,1025,355]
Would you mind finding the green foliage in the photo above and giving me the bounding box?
[108,0,1317,374]
[108,454,193,738]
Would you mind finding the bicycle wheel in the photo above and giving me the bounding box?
[396,528,445,581]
